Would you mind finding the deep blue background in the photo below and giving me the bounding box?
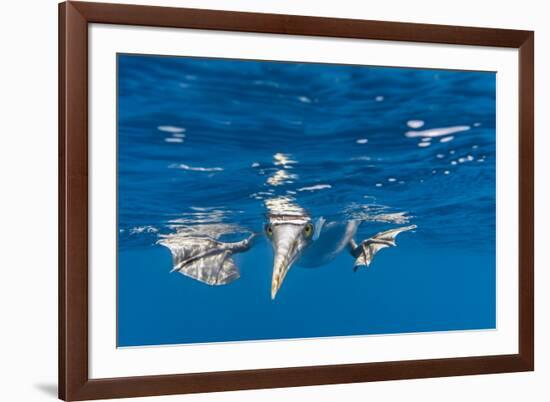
[117,54,496,347]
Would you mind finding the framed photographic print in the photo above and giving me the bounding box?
[59,1,534,400]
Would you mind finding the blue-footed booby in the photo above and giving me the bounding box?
[159,201,416,299]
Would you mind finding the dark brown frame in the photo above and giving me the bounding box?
[59,1,534,400]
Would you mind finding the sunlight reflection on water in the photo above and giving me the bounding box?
[118,55,496,251]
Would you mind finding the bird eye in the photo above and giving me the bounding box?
[304,223,313,237]
[266,225,273,236]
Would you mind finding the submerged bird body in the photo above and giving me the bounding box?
[298,219,359,268]
[159,206,416,299]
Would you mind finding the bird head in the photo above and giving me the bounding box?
[265,215,314,299]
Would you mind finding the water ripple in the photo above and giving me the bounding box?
[118,55,496,250]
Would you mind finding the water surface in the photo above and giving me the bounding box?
[117,54,496,347]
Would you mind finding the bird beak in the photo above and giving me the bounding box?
[270,226,303,299]
[271,252,291,300]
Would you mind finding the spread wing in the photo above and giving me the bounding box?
[158,234,256,286]
[351,225,416,269]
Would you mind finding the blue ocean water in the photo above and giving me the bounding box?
[117,54,496,347]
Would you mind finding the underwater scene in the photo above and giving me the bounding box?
[117,54,496,347]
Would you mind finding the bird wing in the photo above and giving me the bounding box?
[158,234,256,285]
[351,225,416,269]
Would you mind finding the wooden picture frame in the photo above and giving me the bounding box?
[59,1,534,400]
